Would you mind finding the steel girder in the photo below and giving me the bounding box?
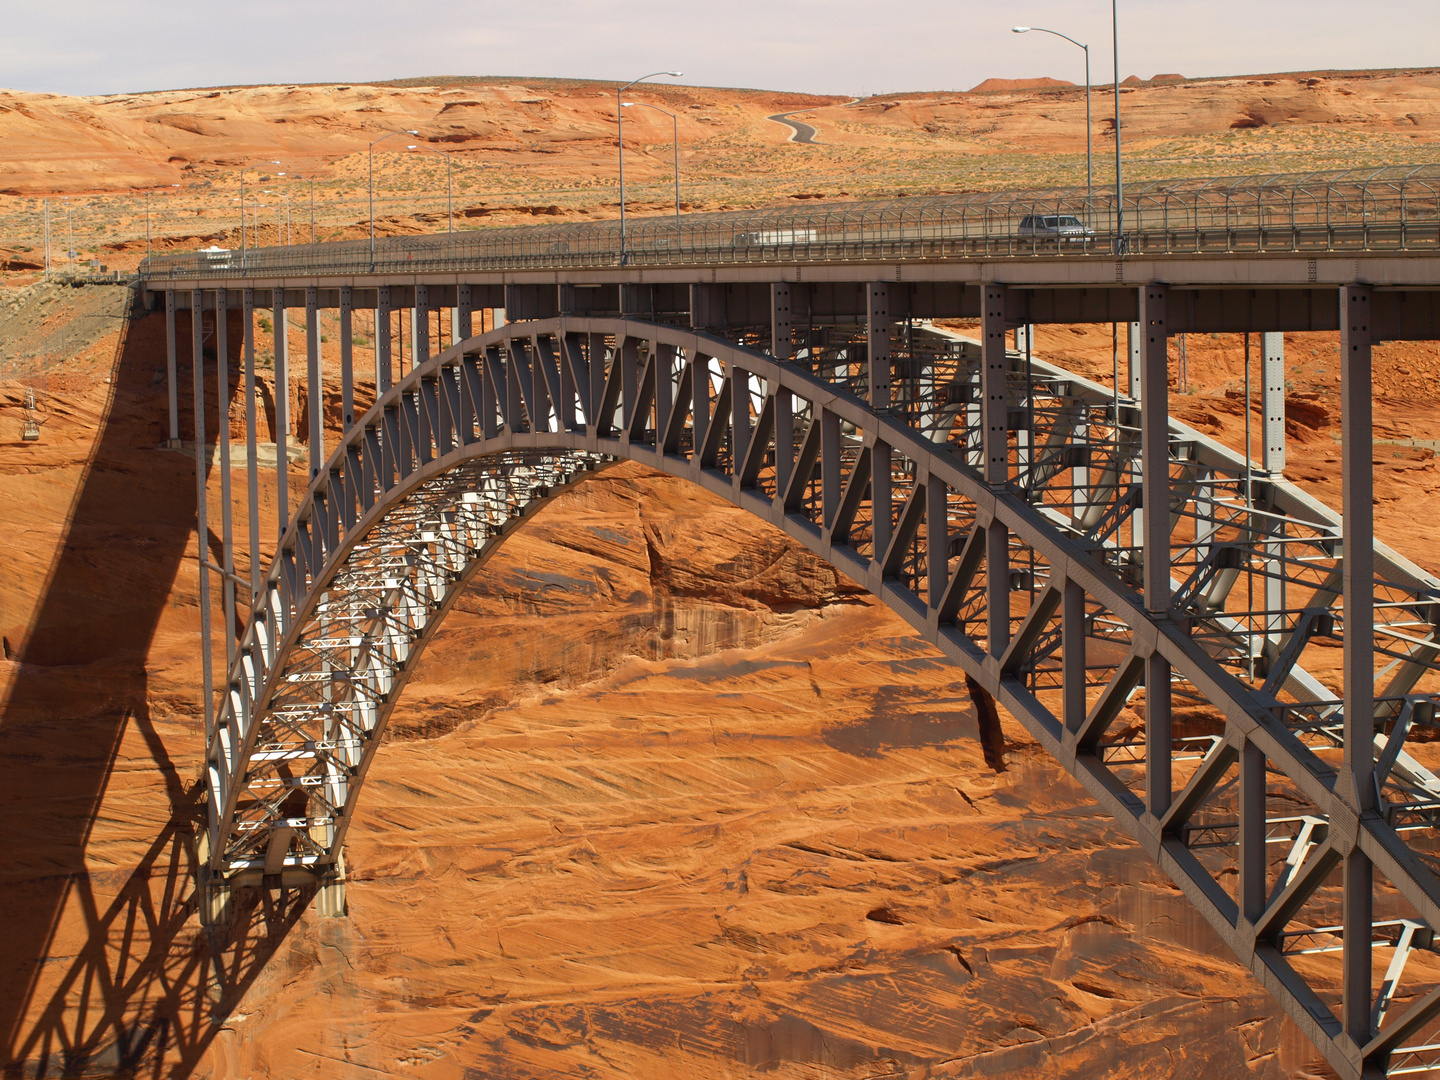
[205,316,1440,1078]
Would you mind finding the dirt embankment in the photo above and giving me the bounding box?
[3,67,1440,280]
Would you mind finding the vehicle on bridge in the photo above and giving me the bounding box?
[196,245,233,269]
[1017,213,1093,242]
[734,227,819,247]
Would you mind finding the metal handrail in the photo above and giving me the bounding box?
[138,163,1440,281]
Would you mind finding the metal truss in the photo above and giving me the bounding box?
[204,315,1440,1078]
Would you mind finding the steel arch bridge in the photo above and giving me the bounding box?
[201,314,1440,1080]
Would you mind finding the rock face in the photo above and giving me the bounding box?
[967,77,1077,93]
[1,301,1397,1079]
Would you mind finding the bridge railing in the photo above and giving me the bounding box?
[137,164,1440,280]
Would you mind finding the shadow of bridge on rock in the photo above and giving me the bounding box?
[8,731,312,1079]
[0,295,308,1079]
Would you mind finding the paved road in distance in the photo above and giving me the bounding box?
[767,112,818,144]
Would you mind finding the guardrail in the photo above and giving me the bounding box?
[138,164,1440,281]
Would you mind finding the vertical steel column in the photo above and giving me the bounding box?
[375,286,392,393]
[453,283,473,343]
[1340,283,1375,1047]
[339,286,354,429]
[926,474,947,610]
[1063,578,1086,731]
[273,287,290,536]
[981,284,1010,656]
[306,286,322,478]
[215,289,235,670]
[1139,285,1170,610]
[981,285,1010,488]
[243,289,260,598]
[689,283,723,331]
[820,409,840,529]
[872,438,892,559]
[1126,319,1142,399]
[413,284,430,369]
[1261,331,1286,475]
[1262,331,1287,658]
[1238,738,1267,926]
[866,283,891,410]
[1139,284,1171,818]
[191,289,213,738]
[771,282,793,361]
[165,290,180,446]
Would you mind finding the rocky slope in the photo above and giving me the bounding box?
[3,67,1440,276]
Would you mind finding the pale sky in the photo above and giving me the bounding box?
[5,0,1438,98]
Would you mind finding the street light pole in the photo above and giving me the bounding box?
[1012,27,1091,213]
[369,129,420,268]
[239,160,281,270]
[623,101,682,229]
[1112,0,1125,253]
[264,190,294,245]
[617,70,683,264]
[407,143,455,233]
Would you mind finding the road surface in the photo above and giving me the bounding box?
[767,112,818,144]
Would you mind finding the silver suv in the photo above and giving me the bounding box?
[1017,214,1093,242]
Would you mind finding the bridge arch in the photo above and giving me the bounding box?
[202,316,1440,1079]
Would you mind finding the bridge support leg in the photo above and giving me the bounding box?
[340,286,354,429]
[375,285,392,393]
[243,289,260,598]
[1062,579,1086,731]
[1261,331,1286,476]
[867,283,892,411]
[1126,319,1141,399]
[689,283,724,331]
[1340,284,1376,1050]
[306,286,322,479]
[197,867,234,929]
[453,283,473,344]
[315,851,348,918]
[165,289,180,447]
[1138,284,1171,819]
[191,288,214,740]
[216,289,235,672]
[871,438,890,556]
[273,288,290,535]
[620,282,649,319]
[413,284,430,370]
[1238,737,1267,926]
[981,284,1011,656]
[771,283,793,361]
[1261,331,1287,664]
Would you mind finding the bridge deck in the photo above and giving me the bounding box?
[139,164,1440,290]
